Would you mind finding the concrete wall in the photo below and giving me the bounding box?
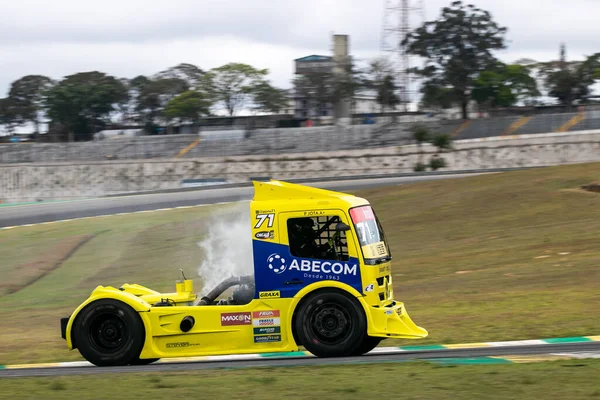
[2,130,600,203]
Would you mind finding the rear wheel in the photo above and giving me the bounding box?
[295,290,366,357]
[73,299,146,367]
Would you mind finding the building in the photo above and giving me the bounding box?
[293,34,378,121]
[293,54,335,119]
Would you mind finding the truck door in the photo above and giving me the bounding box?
[253,209,363,299]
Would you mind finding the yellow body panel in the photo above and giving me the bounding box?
[63,179,427,361]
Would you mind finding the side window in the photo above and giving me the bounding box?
[287,215,349,262]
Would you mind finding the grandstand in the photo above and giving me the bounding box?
[1,111,600,164]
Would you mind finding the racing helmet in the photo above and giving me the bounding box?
[289,218,315,239]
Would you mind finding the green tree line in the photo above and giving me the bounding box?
[403,1,600,119]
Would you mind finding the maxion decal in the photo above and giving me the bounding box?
[221,312,252,326]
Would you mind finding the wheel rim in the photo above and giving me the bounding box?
[88,312,128,353]
[309,303,352,344]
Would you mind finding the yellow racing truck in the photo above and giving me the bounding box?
[60,180,427,366]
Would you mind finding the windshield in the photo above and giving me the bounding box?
[349,205,391,263]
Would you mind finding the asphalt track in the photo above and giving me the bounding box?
[2,342,599,378]
[0,172,490,228]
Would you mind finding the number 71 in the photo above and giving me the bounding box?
[255,213,274,228]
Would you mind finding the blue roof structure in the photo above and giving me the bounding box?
[294,55,333,62]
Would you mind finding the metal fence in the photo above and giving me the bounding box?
[1,111,599,164]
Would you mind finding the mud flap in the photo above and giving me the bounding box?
[60,317,69,340]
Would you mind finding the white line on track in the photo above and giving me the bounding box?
[0,201,236,231]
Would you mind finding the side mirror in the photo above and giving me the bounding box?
[335,222,351,232]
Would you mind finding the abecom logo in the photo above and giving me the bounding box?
[267,253,287,274]
[266,254,358,277]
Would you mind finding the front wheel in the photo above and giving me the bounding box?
[72,299,146,367]
[295,290,366,357]
[350,336,383,356]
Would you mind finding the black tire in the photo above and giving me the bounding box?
[295,290,366,358]
[72,299,146,367]
[130,358,159,365]
[350,336,383,356]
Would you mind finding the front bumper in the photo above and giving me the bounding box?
[367,300,428,339]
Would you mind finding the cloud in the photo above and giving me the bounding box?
[0,0,598,96]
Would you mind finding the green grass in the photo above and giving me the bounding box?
[363,163,600,345]
[1,162,600,365]
[0,204,235,364]
[1,359,600,399]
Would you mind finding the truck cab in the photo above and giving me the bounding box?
[252,180,398,309]
[61,180,427,366]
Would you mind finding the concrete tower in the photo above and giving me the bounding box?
[332,34,351,122]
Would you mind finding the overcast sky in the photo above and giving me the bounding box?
[1,0,598,97]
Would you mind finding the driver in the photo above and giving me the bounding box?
[288,218,337,259]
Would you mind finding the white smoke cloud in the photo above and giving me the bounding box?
[196,201,254,292]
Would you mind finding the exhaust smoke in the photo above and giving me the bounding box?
[196,201,254,292]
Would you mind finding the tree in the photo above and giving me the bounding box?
[155,63,205,90]
[134,77,190,131]
[332,57,364,119]
[250,81,289,114]
[376,75,400,111]
[0,98,23,135]
[7,75,54,135]
[205,63,269,116]
[164,90,211,124]
[365,57,394,90]
[365,57,398,112]
[293,72,335,118]
[431,133,453,151]
[44,71,128,141]
[402,1,508,119]
[471,62,540,109]
[410,124,453,171]
[538,44,600,106]
[419,82,456,110]
[411,124,430,167]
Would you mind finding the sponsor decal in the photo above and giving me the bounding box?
[259,291,280,299]
[253,310,281,318]
[254,326,281,335]
[256,209,275,215]
[255,230,275,240]
[253,317,281,327]
[166,342,200,348]
[220,312,252,326]
[254,334,281,343]
[303,210,326,216]
[364,284,375,292]
[266,254,358,277]
[384,309,393,315]
[289,259,357,275]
